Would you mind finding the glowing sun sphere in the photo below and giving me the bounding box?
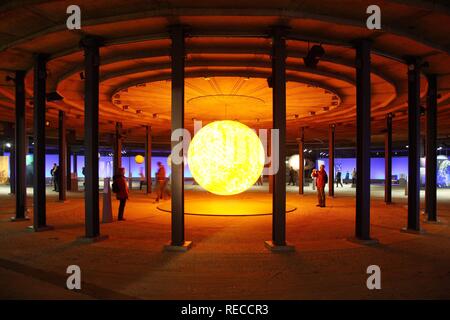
[188,120,265,195]
[135,155,145,164]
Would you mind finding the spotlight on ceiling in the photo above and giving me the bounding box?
[303,44,325,68]
[46,92,63,102]
[79,72,85,80]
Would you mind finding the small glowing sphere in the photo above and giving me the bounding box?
[288,154,300,171]
[135,155,145,164]
[188,120,265,195]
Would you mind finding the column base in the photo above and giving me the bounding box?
[27,225,54,232]
[76,235,109,244]
[400,227,426,235]
[57,199,69,203]
[164,241,192,252]
[264,240,295,252]
[422,219,442,225]
[347,237,379,246]
[10,216,30,222]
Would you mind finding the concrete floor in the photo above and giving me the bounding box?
[0,183,449,299]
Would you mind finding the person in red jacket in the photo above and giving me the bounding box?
[312,164,328,207]
[113,167,129,221]
[154,161,166,203]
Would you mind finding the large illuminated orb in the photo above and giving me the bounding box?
[188,120,265,195]
[288,154,300,171]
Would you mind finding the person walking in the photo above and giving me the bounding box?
[139,167,145,190]
[335,170,343,188]
[50,163,58,191]
[113,167,129,221]
[311,169,316,190]
[154,161,166,203]
[53,164,60,192]
[312,164,328,207]
[288,166,296,186]
[256,174,263,186]
[351,168,357,187]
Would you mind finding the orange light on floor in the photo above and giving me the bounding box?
[187,120,265,195]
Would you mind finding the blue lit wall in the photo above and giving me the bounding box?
[72,155,192,178]
[317,157,411,180]
[2,153,192,178]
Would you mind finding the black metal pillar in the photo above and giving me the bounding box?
[267,129,273,193]
[267,26,292,251]
[81,37,104,240]
[32,54,51,231]
[9,139,15,194]
[328,124,335,197]
[73,151,78,176]
[167,25,190,250]
[58,110,67,201]
[385,113,393,204]
[425,74,437,222]
[145,125,152,194]
[298,127,304,195]
[406,58,421,232]
[67,143,71,191]
[113,122,122,175]
[355,40,372,240]
[11,71,28,221]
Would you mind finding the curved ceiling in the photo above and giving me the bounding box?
[0,0,449,148]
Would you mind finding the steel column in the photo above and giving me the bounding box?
[425,74,437,222]
[32,54,50,231]
[407,59,421,231]
[67,144,71,191]
[145,125,152,194]
[271,26,287,247]
[9,140,15,194]
[12,71,28,220]
[355,40,372,240]
[81,37,102,239]
[328,124,335,197]
[267,129,273,193]
[169,25,187,248]
[298,127,304,195]
[385,113,393,204]
[113,122,122,175]
[58,111,67,201]
[73,151,77,177]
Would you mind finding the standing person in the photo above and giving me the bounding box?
[53,165,60,192]
[312,164,328,207]
[256,174,263,186]
[154,161,166,203]
[139,167,145,190]
[82,166,86,187]
[311,169,316,190]
[336,170,343,188]
[113,167,129,221]
[351,168,357,186]
[288,166,296,186]
[50,163,57,191]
